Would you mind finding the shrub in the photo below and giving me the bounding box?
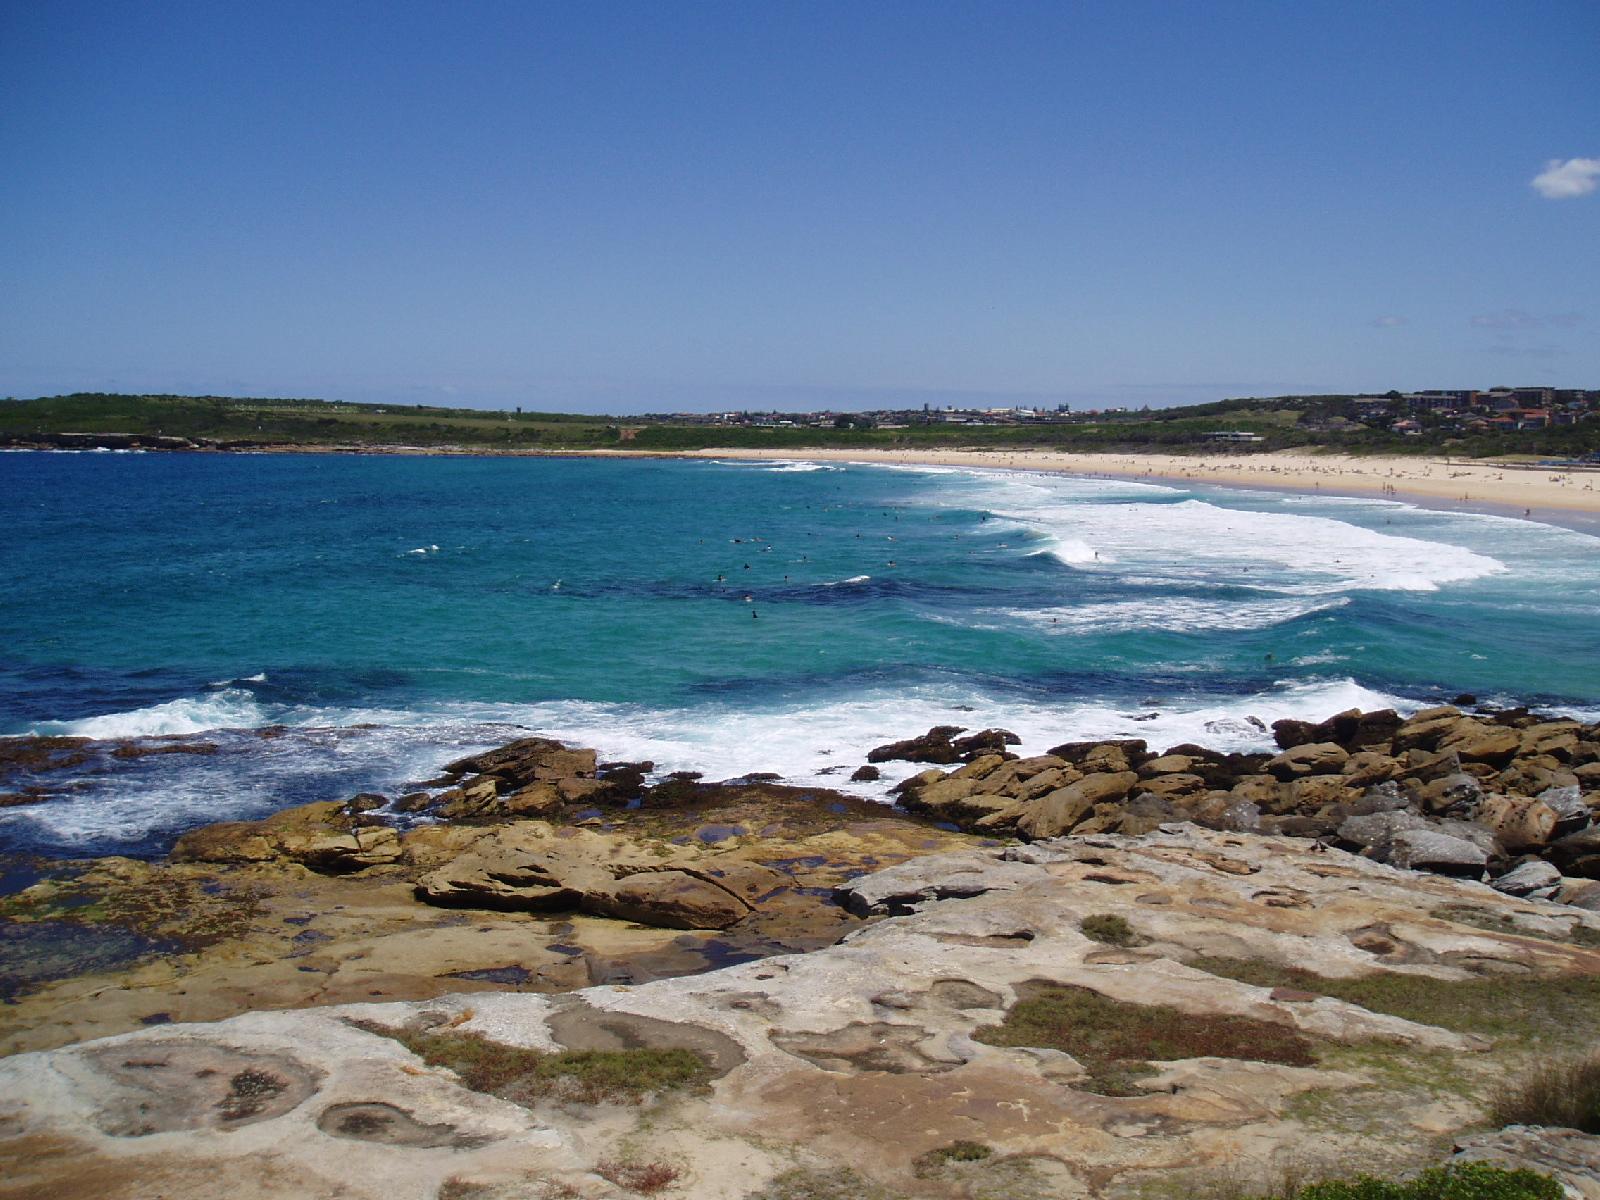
[596,1159,681,1194]
[1276,1162,1562,1199]
[1490,1055,1600,1134]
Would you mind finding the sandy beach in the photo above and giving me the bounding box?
[677,446,1600,518]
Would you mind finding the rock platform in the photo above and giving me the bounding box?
[4,825,1600,1199]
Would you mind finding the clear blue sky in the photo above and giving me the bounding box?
[2,1,1596,413]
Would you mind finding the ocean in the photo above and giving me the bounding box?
[3,450,1598,858]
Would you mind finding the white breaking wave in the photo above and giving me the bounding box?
[27,688,271,739]
[15,674,1600,849]
[998,595,1348,635]
[824,575,872,586]
[918,470,1506,595]
[711,459,837,473]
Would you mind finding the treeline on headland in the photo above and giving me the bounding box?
[3,391,1599,458]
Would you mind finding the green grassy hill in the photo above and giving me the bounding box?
[2,391,1595,458]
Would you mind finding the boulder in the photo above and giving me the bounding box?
[1284,776,1357,811]
[1548,826,1600,879]
[1518,722,1584,761]
[588,870,749,930]
[1337,809,1429,852]
[1015,771,1139,839]
[901,776,1028,827]
[1538,783,1593,836]
[1496,758,1575,797]
[867,725,967,765]
[1386,828,1489,876]
[1413,772,1483,815]
[413,828,779,929]
[1138,773,1209,803]
[1391,708,1465,754]
[1438,723,1523,766]
[1474,794,1558,852]
[1273,708,1400,751]
[1010,767,1076,802]
[849,765,881,782]
[1046,738,1148,767]
[1341,752,1401,787]
[950,728,1022,760]
[443,737,597,787]
[1266,743,1349,781]
[1491,859,1563,897]
[1081,744,1134,774]
[171,801,401,872]
[1138,754,1196,777]
[951,753,1010,781]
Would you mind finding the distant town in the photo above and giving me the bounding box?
[635,386,1600,439]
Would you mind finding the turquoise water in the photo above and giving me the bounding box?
[3,451,1597,855]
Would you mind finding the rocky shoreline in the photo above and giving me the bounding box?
[3,707,1600,1197]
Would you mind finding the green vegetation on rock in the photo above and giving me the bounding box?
[350,1019,710,1106]
[1187,957,1600,1047]
[1249,1163,1562,1200]
[973,982,1316,1095]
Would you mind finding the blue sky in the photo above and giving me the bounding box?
[2,1,1596,413]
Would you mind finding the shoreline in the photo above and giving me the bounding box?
[671,446,1600,531]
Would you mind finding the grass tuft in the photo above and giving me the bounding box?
[974,983,1315,1095]
[1187,956,1600,1047]
[742,1168,901,1200]
[1080,913,1146,947]
[912,1139,992,1177]
[1489,1055,1600,1134]
[350,1019,709,1106]
[1275,1163,1562,1199]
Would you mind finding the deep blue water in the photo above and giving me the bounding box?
[2,450,1597,856]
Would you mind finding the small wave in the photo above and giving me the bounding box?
[824,575,872,586]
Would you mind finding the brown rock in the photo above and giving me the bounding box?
[1438,723,1522,766]
[1518,722,1583,761]
[588,870,750,930]
[1139,773,1209,802]
[1139,754,1196,777]
[1285,776,1357,811]
[1342,752,1400,787]
[1475,794,1558,852]
[1015,771,1139,839]
[503,782,564,816]
[1266,743,1349,781]
[443,737,597,786]
[171,800,401,871]
[867,725,967,765]
[952,753,1009,781]
[1391,708,1464,754]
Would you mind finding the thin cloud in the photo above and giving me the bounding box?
[1369,315,1408,328]
[1470,310,1586,330]
[1471,309,1542,330]
[1484,343,1564,359]
[1531,157,1600,199]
